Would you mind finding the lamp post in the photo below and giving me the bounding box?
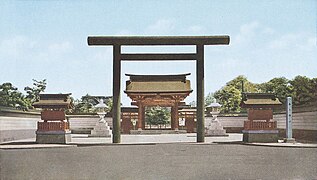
[207,102,222,123]
[131,118,137,130]
[95,99,108,123]
[206,101,228,136]
[90,98,112,137]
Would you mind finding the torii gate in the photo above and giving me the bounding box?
[87,36,230,143]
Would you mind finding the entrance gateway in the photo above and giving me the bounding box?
[87,36,230,143]
[125,73,193,132]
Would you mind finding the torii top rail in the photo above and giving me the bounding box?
[87,36,230,143]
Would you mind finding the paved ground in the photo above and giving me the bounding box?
[1,143,317,180]
[1,134,317,179]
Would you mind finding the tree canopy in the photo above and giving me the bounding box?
[211,75,316,113]
[0,79,46,110]
[145,106,170,126]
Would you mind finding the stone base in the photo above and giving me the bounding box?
[284,138,296,143]
[206,129,229,137]
[242,130,279,143]
[205,121,228,136]
[130,129,187,134]
[36,130,71,144]
[89,122,112,137]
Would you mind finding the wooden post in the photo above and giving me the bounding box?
[137,102,143,131]
[172,103,179,130]
[171,106,175,130]
[112,45,121,143]
[196,44,205,142]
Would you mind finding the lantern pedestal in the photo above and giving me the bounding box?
[242,130,279,143]
[205,116,228,137]
[90,100,112,137]
[90,122,112,137]
[36,130,71,144]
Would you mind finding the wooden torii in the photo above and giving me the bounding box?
[87,36,230,143]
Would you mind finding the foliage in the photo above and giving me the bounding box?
[289,75,317,105]
[71,95,113,114]
[0,83,27,109]
[205,92,215,106]
[24,79,47,103]
[72,94,97,113]
[226,75,259,93]
[145,106,170,125]
[211,75,316,113]
[258,77,292,104]
[214,85,242,113]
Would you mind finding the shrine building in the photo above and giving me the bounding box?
[33,93,72,144]
[240,93,282,142]
[124,73,193,131]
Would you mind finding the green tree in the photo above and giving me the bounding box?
[0,82,30,110]
[145,106,170,126]
[72,94,96,113]
[24,79,47,103]
[290,75,316,105]
[214,85,241,113]
[205,92,215,106]
[226,75,259,93]
[258,77,292,104]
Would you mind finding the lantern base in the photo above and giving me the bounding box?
[242,130,279,143]
[89,122,112,137]
[205,120,228,136]
[36,130,71,144]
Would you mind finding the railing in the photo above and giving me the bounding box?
[244,121,276,130]
[37,121,69,131]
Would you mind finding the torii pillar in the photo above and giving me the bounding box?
[87,36,230,143]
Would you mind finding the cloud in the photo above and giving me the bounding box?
[234,21,260,46]
[185,25,206,35]
[233,21,276,47]
[48,41,73,54]
[268,32,316,51]
[144,19,175,35]
[0,35,37,59]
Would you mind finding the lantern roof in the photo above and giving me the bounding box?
[33,93,72,109]
[240,93,282,108]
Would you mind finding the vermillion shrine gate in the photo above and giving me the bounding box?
[124,73,193,131]
[87,36,230,143]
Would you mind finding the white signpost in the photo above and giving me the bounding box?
[285,97,295,143]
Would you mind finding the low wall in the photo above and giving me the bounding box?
[67,115,112,134]
[210,116,247,133]
[0,116,40,143]
[1,108,316,143]
[274,111,317,142]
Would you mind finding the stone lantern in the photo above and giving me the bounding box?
[90,98,112,137]
[95,99,108,123]
[205,101,228,136]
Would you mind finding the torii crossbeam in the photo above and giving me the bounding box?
[87,36,230,143]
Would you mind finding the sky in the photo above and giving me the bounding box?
[0,0,316,106]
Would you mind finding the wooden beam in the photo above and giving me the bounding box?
[120,53,197,61]
[88,36,230,46]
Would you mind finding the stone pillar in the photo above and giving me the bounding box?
[285,97,295,143]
